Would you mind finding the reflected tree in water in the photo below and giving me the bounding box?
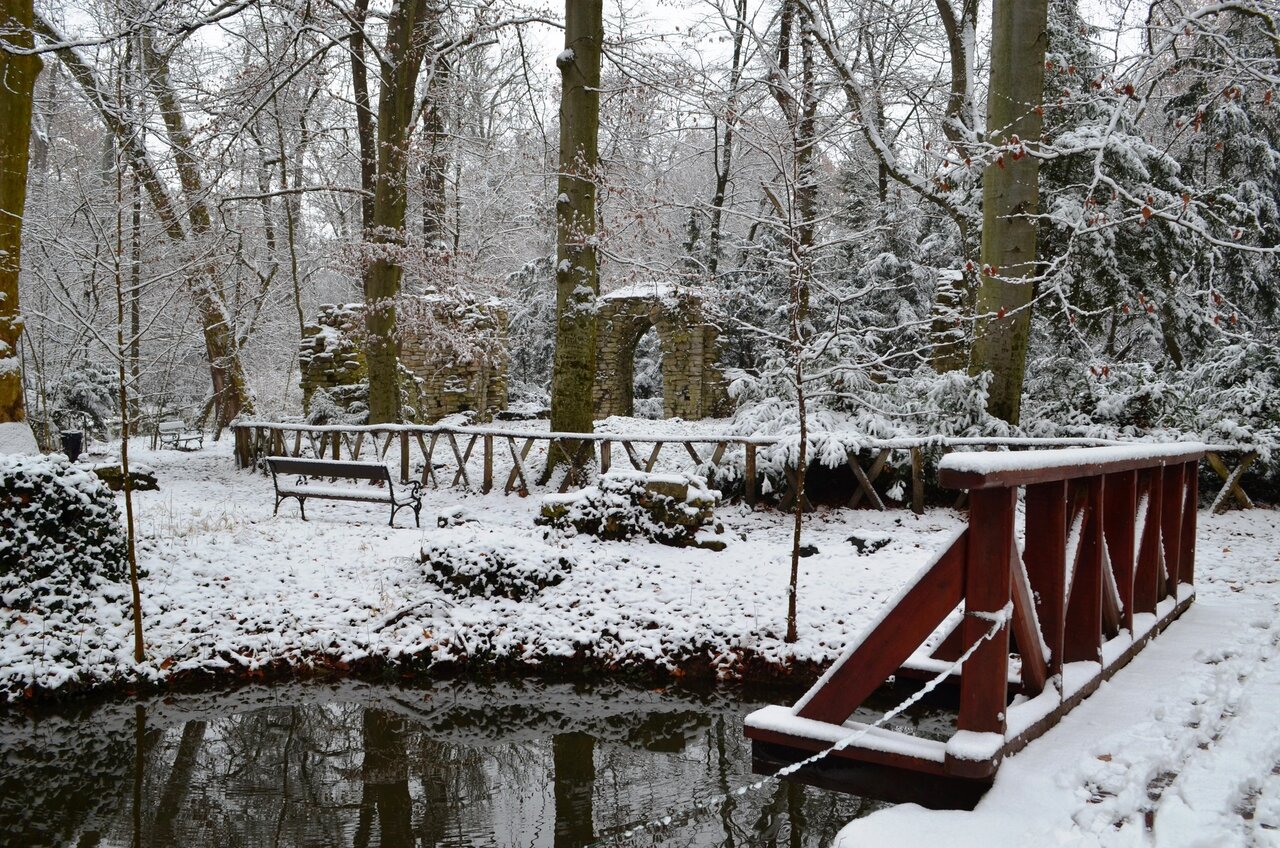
[354,709,412,848]
[552,732,595,848]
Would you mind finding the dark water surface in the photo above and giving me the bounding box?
[0,680,897,848]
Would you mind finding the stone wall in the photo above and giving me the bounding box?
[300,296,508,423]
[593,286,728,420]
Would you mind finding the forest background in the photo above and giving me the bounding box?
[2,0,1277,490]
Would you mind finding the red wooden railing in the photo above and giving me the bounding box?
[746,443,1205,797]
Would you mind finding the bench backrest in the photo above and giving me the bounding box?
[158,421,186,433]
[267,456,391,482]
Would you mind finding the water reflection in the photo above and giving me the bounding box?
[0,680,883,847]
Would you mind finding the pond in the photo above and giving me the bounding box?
[0,679,918,848]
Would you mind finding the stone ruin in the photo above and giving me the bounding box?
[300,294,508,423]
[299,282,728,424]
[593,285,728,420]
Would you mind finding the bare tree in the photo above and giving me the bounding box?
[0,0,40,437]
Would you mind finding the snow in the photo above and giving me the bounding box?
[939,441,1208,476]
[0,421,38,455]
[1,438,1277,845]
[0,438,963,699]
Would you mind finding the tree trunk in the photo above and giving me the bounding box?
[546,0,603,478]
[420,58,450,251]
[350,0,376,232]
[552,732,595,848]
[707,0,747,280]
[968,0,1049,424]
[362,0,436,424]
[0,0,40,428]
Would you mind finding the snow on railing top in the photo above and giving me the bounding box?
[938,442,1208,489]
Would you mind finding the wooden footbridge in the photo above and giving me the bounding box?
[745,443,1205,808]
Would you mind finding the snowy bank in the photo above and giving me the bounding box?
[0,439,966,701]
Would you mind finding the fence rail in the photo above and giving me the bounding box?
[229,420,1257,511]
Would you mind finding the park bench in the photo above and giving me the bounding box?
[266,456,422,527]
[156,420,204,450]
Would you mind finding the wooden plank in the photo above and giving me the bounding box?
[424,433,440,488]
[621,440,644,470]
[847,450,886,511]
[600,440,611,475]
[482,435,494,493]
[1180,459,1198,586]
[745,443,757,505]
[710,441,727,466]
[957,489,1014,736]
[779,466,813,512]
[849,449,891,508]
[293,430,303,458]
[399,432,410,483]
[1103,470,1137,633]
[330,431,340,460]
[684,441,704,466]
[644,442,663,473]
[939,445,1206,490]
[910,447,925,515]
[795,531,968,724]
[1024,481,1067,677]
[558,440,594,493]
[504,436,535,495]
[1064,477,1103,664]
[746,727,953,780]
[1159,463,1185,598]
[450,434,476,489]
[1207,450,1255,512]
[1009,539,1048,696]
[929,619,965,663]
[1100,544,1123,640]
[1134,468,1162,614]
[415,432,431,485]
[351,431,365,460]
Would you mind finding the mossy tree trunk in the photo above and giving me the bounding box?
[0,0,40,427]
[968,0,1049,424]
[362,0,437,424]
[546,0,603,479]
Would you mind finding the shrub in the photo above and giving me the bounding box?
[536,471,723,549]
[420,536,571,601]
[0,453,128,613]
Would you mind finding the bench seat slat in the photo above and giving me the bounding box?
[274,482,398,501]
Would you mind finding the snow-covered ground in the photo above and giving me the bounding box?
[3,437,1278,845]
[2,437,965,697]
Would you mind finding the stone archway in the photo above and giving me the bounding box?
[593,286,727,420]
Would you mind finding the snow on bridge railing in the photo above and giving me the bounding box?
[228,420,1256,510]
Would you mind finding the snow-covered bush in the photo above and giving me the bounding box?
[0,453,127,613]
[420,536,571,601]
[537,471,722,549]
[49,366,117,436]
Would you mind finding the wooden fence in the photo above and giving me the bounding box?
[229,420,1257,512]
